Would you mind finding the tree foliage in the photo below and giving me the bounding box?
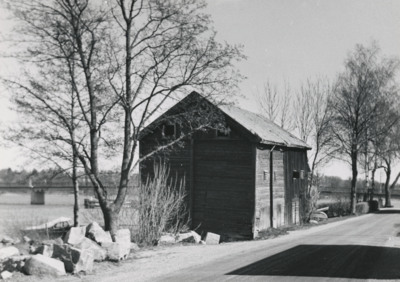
[330,42,399,213]
[2,0,244,237]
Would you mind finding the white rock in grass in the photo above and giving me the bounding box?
[23,254,66,276]
[52,244,94,274]
[205,232,220,245]
[76,238,107,262]
[115,229,131,245]
[23,236,33,244]
[30,244,53,257]
[72,248,94,274]
[158,234,176,245]
[102,242,130,261]
[86,222,112,244]
[1,270,12,280]
[309,220,318,225]
[1,235,14,244]
[130,243,140,251]
[63,226,86,245]
[177,231,201,244]
[2,255,29,272]
[0,246,19,260]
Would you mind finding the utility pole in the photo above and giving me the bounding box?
[364,125,369,201]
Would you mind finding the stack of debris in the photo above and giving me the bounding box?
[0,218,139,279]
[1,217,223,279]
[158,231,220,245]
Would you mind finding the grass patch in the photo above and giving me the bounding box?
[256,228,289,240]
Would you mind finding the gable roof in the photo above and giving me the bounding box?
[140,91,311,150]
[220,105,311,149]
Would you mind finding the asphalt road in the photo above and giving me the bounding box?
[158,209,400,282]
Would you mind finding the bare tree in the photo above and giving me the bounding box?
[256,79,294,131]
[294,80,314,142]
[330,42,399,214]
[3,0,243,238]
[280,80,295,131]
[258,81,279,122]
[375,119,400,207]
[3,39,85,226]
[292,78,336,221]
[306,79,336,185]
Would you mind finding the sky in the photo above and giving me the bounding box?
[0,0,400,180]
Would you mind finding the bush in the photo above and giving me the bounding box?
[368,200,379,212]
[355,202,369,215]
[133,163,188,246]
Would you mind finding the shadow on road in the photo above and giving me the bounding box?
[226,244,400,279]
[375,209,400,214]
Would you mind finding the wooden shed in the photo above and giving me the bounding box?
[139,92,311,240]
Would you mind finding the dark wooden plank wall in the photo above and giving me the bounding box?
[140,122,256,239]
[193,139,254,239]
[255,148,285,232]
[283,150,309,225]
[139,125,192,209]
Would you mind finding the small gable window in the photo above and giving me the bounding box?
[215,127,231,138]
[162,124,176,138]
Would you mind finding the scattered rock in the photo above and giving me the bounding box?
[23,236,33,244]
[0,247,19,260]
[42,238,63,246]
[130,243,140,251]
[75,238,107,262]
[115,229,131,245]
[1,236,14,245]
[30,244,53,257]
[1,255,29,273]
[199,240,206,245]
[205,232,220,245]
[10,255,30,262]
[12,238,21,245]
[52,244,94,274]
[63,226,86,246]
[101,242,130,261]
[86,222,112,245]
[23,254,66,276]
[1,256,26,273]
[114,229,132,254]
[309,220,318,225]
[1,270,12,280]
[177,231,201,244]
[158,234,176,245]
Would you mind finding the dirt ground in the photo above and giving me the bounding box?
[8,213,383,282]
[3,196,400,282]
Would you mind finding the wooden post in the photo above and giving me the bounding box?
[189,138,194,227]
[270,148,274,228]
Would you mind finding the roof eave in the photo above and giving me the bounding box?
[259,139,311,150]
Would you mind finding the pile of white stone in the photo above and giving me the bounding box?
[0,222,139,279]
[158,231,220,246]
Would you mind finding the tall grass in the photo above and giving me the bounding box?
[133,163,188,246]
